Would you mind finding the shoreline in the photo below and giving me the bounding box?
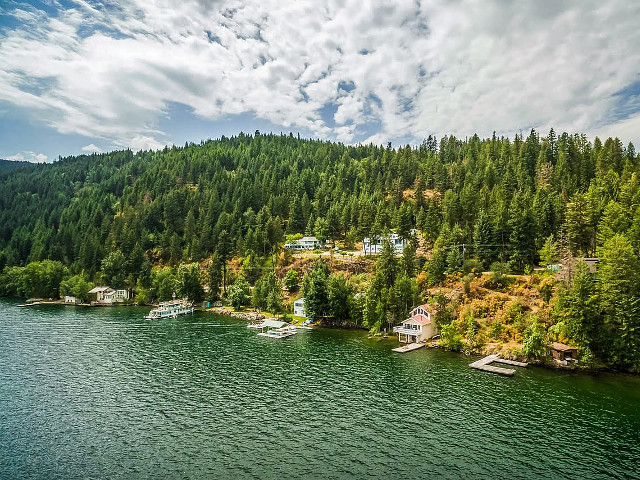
[4,297,632,376]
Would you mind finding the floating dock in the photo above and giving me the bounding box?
[469,354,528,376]
[392,343,425,353]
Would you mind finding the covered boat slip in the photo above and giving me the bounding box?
[249,319,298,338]
[258,326,297,338]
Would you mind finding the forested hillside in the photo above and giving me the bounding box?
[1,130,639,370]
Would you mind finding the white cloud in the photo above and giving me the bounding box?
[591,113,640,147]
[81,143,102,153]
[0,0,639,150]
[116,135,167,152]
[3,151,48,163]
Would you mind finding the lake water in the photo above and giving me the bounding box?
[1,299,639,479]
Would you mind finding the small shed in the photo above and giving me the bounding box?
[551,342,578,361]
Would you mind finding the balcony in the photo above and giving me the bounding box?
[393,326,421,336]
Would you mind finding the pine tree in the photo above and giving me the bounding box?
[597,234,640,369]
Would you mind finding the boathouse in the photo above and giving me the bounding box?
[551,342,578,362]
[393,304,437,343]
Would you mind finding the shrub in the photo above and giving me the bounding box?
[440,320,464,352]
[463,259,484,276]
[284,269,300,292]
[489,321,503,340]
[488,262,510,288]
[523,319,548,359]
[228,277,250,309]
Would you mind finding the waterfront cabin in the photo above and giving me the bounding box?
[103,288,130,303]
[88,286,116,304]
[393,304,437,343]
[362,233,407,255]
[551,342,578,362]
[293,298,306,317]
[64,295,80,305]
[285,236,324,251]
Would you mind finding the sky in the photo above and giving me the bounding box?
[1,0,640,163]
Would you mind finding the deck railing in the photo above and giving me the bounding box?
[393,326,420,335]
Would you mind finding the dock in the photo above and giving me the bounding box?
[469,354,528,376]
[392,343,425,353]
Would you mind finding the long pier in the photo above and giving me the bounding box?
[469,354,528,376]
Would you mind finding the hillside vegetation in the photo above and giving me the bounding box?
[1,131,639,370]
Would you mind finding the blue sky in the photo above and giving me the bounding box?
[1,0,640,162]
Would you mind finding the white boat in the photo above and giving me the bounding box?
[144,299,194,319]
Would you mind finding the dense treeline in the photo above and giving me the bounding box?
[1,130,639,369]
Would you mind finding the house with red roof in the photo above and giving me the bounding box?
[393,304,438,343]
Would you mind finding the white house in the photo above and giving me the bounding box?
[88,286,129,304]
[393,304,437,343]
[88,286,116,303]
[285,236,325,251]
[362,233,410,255]
[293,298,306,317]
[114,289,130,301]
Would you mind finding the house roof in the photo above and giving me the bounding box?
[551,342,577,352]
[299,236,320,242]
[294,298,305,305]
[414,303,436,315]
[88,286,114,293]
[403,314,431,325]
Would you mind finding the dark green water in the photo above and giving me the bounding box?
[1,299,639,479]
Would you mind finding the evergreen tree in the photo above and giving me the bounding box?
[508,191,536,272]
[302,262,330,321]
[287,196,305,234]
[597,234,640,369]
[207,253,223,301]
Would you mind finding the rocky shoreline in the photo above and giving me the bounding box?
[209,307,269,322]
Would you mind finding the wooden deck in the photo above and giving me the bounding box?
[392,343,425,353]
[469,354,528,376]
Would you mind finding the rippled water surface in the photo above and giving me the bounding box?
[1,299,639,479]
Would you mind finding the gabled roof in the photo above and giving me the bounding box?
[299,236,320,242]
[413,303,436,315]
[551,342,577,352]
[88,286,115,294]
[403,314,431,325]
